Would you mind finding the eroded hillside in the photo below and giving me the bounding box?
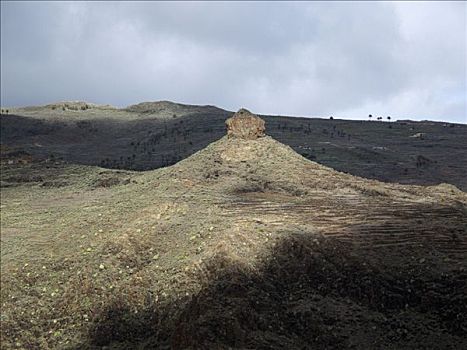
[1,109,466,349]
[1,101,466,190]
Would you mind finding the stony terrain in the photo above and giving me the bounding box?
[1,109,466,349]
[1,100,466,190]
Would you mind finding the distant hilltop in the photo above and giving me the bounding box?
[2,100,465,126]
[124,100,226,114]
[10,101,117,112]
[3,100,227,115]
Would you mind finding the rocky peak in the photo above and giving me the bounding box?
[225,108,266,140]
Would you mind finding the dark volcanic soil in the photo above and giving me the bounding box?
[82,235,467,350]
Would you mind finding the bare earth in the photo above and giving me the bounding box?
[1,107,466,349]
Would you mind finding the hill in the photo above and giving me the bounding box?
[1,101,466,190]
[1,109,466,349]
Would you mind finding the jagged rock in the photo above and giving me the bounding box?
[226,108,266,140]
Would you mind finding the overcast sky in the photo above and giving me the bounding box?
[1,1,466,122]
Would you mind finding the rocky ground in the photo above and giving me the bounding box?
[1,109,466,349]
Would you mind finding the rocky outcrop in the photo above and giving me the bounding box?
[226,109,266,140]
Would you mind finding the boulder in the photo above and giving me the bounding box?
[226,109,265,140]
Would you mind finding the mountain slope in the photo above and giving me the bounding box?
[1,101,466,190]
[1,111,466,349]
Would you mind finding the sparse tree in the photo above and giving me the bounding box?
[387,116,391,122]
[5,109,8,114]
[329,116,334,120]
[369,114,373,121]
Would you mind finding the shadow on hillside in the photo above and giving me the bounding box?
[72,228,466,350]
[0,113,227,170]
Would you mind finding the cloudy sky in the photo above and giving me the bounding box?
[1,1,466,122]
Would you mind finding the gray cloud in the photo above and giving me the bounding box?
[1,1,465,123]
